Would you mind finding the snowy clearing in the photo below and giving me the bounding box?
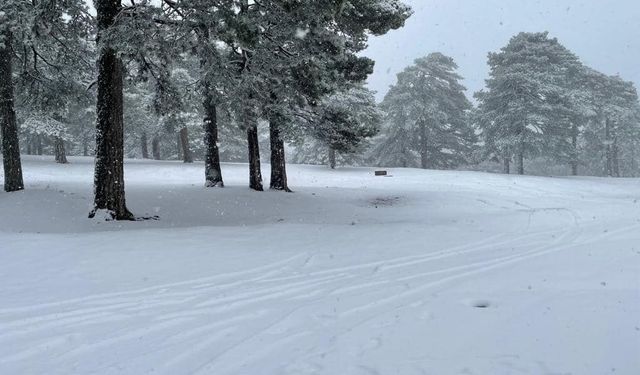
[1,156,639,374]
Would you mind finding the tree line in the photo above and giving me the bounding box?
[372,32,640,177]
[2,3,639,221]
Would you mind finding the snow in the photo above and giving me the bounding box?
[1,155,639,374]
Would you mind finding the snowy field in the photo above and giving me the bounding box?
[1,156,639,375]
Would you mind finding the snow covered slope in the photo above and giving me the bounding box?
[1,156,639,374]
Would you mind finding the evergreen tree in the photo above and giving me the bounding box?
[373,52,474,169]
[0,17,23,191]
[579,71,640,177]
[314,85,382,169]
[1,0,91,191]
[475,32,582,175]
[90,0,134,220]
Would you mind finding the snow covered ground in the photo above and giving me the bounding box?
[1,156,639,375]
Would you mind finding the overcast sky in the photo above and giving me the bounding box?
[363,0,640,101]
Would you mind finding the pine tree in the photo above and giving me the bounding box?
[314,85,382,169]
[238,0,410,186]
[475,32,582,175]
[578,70,640,177]
[0,25,23,192]
[373,53,474,169]
[89,0,134,220]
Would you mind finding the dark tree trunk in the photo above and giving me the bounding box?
[36,134,43,155]
[570,123,578,176]
[54,137,68,164]
[179,127,193,163]
[199,25,224,187]
[269,114,290,191]
[176,132,182,160]
[605,116,613,177]
[516,152,524,175]
[141,131,149,159]
[89,0,133,220]
[203,95,223,187]
[151,136,161,160]
[83,137,89,156]
[630,144,638,177]
[503,156,510,174]
[26,137,33,155]
[516,135,524,175]
[329,147,336,169]
[247,123,263,191]
[419,121,428,169]
[0,30,24,192]
[613,137,620,177]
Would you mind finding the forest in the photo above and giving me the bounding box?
[2,0,638,221]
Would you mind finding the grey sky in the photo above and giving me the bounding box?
[363,0,640,101]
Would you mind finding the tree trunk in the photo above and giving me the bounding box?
[605,116,613,177]
[203,94,223,187]
[141,131,149,159]
[54,137,68,164]
[503,156,510,174]
[36,134,43,155]
[26,137,33,155]
[176,132,182,160]
[516,152,524,175]
[269,114,290,191]
[516,135,524,175]
[329,147,336,169]
[83,137,89,156]
[419,121,428,169]
[89,0,133,220]
[570,123,578,176]
[152,136,161,160]
[179,127,193,163]
[613,136,620,177]
[0,30,25,192]
[247,123,263,191]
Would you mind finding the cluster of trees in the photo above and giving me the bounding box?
[2,3,639,222]
[372,32,640,176]
[1,0,412,219]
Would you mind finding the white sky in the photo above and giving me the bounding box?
[363,0,640,101]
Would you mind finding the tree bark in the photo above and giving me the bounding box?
[612,136,620,177]
[0,30,25,192]
[570,122,578,176]
[175,132,182,160]
[151,136,161,160]
[203,95,223,187]
[516,135,524,175]
[247,123,263,191]
[605,116,613,177]
[179,127,193,163]
[269,114,290,191]
[89,0,133,220]
[329,147,336,169]
[419,121,428,169]
[503,156,510,174]
[516,152,524,175]
[54,137,68,164]
[36,135,43,155]
[83,137,89,156]
[141,131,149,159]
